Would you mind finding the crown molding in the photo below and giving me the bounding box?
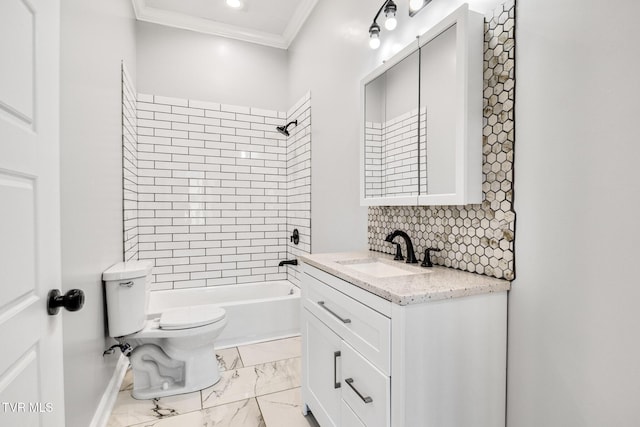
[131,0,318,50]
[282,0,318,44]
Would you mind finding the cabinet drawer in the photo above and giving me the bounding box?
[302,272,391,375]
[341,341,390,427]
[341,400,366,427]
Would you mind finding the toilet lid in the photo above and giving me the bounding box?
[159,305,226,330]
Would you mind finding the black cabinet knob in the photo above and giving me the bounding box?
[47,289,85,315]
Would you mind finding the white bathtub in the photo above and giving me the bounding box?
[147,281,300,349]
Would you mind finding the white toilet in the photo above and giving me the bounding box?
[103,261,227,399]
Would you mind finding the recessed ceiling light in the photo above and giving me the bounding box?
[226,0,242,8]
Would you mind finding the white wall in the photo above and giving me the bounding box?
[136,22,289,112]
[287,0,501,253]
[509,1,640,426]
[287,0,374,253]
[60,0,136,426]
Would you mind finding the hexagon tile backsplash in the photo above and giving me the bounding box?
[368,0,516,281]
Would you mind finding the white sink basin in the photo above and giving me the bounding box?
[338,259,423,278]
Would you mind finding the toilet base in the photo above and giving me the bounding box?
[131,373,221,400]
[128,341,221,400]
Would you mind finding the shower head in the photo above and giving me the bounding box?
[276,120,298,137]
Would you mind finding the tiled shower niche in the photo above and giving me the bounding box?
[369,0,516,280]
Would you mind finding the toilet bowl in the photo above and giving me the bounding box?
[103,261,227,399]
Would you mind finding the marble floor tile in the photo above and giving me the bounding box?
[201,366,259,409]
[201,357,301,409]
[120,369,133,392]
[107,389,201,427]
[109,341,305,427]
[257,388,320,427]
[127,410,202,427]
[128,399,265,427]
[216,347,243,372]
[254,357,301,396]
[202,399,265,427]
[238,336,301,366]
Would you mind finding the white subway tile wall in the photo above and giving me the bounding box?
[122,63,139,262]
[123,92,311,290]
[285,93,312,287]
[383,108,421,196]
[364,121,383,198]
[364,107,425,198]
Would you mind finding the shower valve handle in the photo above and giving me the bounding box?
[290,229,299,245]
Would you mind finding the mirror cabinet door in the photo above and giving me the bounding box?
[364,51,420,200]
[419,24,457,197]
[361,4,482,206]
[364,73,385,199]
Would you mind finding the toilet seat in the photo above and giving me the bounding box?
[160,305,226,330]
[126,306,227,339]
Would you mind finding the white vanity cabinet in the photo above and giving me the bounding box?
[301,262,507,427]
[302,266,391,427]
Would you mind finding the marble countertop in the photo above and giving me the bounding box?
[299,251,511,305]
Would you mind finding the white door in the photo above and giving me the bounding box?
[0,0,65,426]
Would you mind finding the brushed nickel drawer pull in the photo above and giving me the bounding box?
[317,301,351,324]
[345,378,373,403]
[334,351,341,389]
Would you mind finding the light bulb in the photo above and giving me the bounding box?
[385,16,397,31]
[226,0,242,8]
[409,0,424,11]
[369,34,381,50]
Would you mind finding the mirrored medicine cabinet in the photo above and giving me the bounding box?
[360,4,484,206]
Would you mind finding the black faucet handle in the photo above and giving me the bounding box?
[393,243,404,261]
[420,248,442,268]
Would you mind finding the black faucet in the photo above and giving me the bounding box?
[421,247,441,268]
[278,259,298,267]
[385,230,418,264]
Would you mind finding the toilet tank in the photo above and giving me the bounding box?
[103,261,153,337]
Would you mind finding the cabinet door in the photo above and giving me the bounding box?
[302,309,343,427]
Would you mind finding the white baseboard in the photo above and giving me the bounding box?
[89,354,129,427]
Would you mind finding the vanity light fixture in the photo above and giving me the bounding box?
[409,0,432,17]
[369,23,381,49]
[226,0,242,9]
[369,0,397,50]
[368,0,431,49]
[384,1,398,30]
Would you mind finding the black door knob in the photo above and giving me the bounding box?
[47,289,85,315]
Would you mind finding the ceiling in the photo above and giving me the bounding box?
[131,0,319,49]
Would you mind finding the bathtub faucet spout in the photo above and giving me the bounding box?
[278,259,298,267]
